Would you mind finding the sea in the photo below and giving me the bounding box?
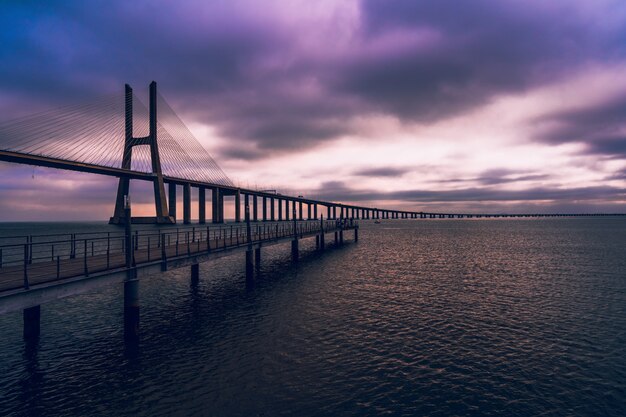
[0,218,625,416]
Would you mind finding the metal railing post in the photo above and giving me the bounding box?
[23,244,29,289]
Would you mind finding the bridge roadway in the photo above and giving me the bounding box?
[0,219,357,316]
[4,150,623,223]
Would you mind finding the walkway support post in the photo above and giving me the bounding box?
[123,196,139,341]
[23,305,40,343]
[319,215,325,250]
[291,204,299,262]
[245,201,254,282]
[191,263,199,286]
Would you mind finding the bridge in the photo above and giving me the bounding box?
[0,82,622,343]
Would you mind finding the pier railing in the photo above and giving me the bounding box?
[0,219,358,292]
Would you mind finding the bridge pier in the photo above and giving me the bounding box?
[307,203,312,220]
[183,184,191,224]
[314,204,318,220]
[235,190,241,222]
[285,200,290,221]
[270,197,275,221]
[262,197,267,221]
[199,187,206,224]
[168,183,177,220]
[253,195,258,222]
[299,202,303,220]
[23,305,40,343]
[278,198,283,220]
[212,188,223,223]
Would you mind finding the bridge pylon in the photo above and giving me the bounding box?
[109,82,174,224]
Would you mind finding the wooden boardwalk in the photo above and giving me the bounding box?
[0,220,355,294]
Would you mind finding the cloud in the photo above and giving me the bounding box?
[2,0,626,159]
[532,92,626,157]
[352,166,410,177]
[437,168,550,185]
[313,180,625,205]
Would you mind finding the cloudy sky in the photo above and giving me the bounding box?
[1,0,625,220]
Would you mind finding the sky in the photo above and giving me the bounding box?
[1,0,625,220]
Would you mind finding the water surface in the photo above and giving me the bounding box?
[0,218,625,416]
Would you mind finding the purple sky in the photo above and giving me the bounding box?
[1,0,625,220]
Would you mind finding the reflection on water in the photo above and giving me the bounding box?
[1,218,625,416]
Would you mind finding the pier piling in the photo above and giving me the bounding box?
[23,305,40,342]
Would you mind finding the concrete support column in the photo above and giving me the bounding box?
[23,305,40,342]
[253,196,258,222]
[270,197,275,221]
[183,183,191,224]
[299,201,303,220]
[262,197,267,221]
[327,205,331,220]
[218,191,224,222]
[314,204,318,220]
[168,183,177,220]
[278,198,283,220]
[235,190,241,222]
[333,206,337,220]
[198,187,206,224]
[285,200,290,221]
[307,203,312,220]
[212,188,219,223]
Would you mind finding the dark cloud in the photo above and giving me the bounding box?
[438,169,550,185]
[314,180,625,205]
[1,0,624,159]
[337,0,625,121]
[352,167,410,177]
[532,93,626,157]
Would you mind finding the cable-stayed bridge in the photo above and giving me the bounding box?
[0,82,622,343]
[2,82,615,224]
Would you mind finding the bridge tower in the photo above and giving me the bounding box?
[110,82,174,224]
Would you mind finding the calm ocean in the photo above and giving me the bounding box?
[0,218,625,416]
